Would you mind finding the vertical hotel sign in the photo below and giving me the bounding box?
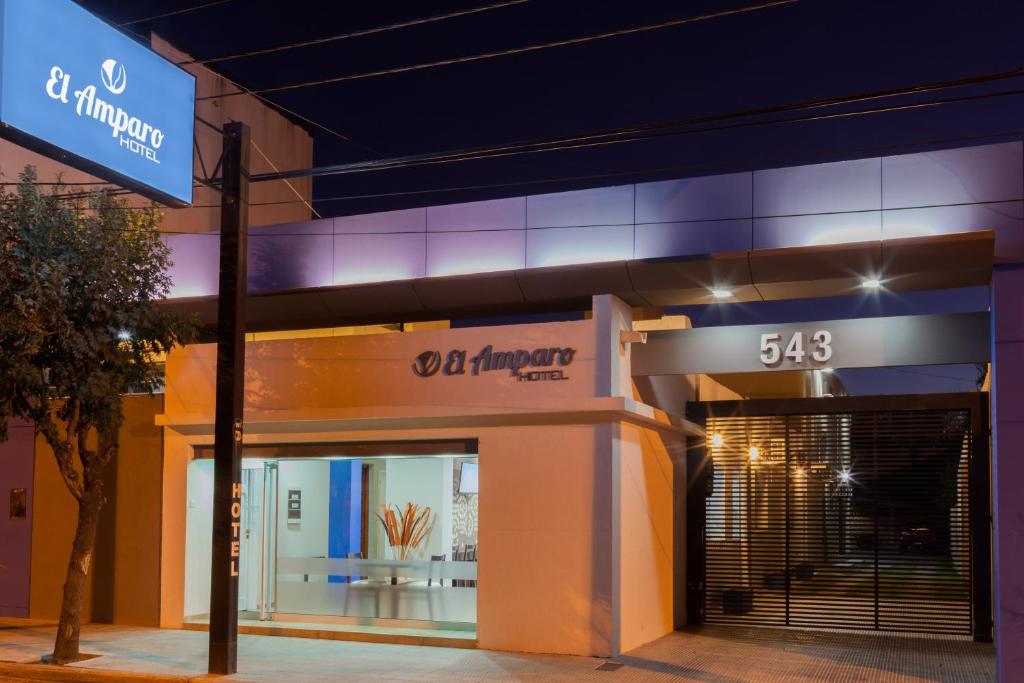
[0,0,195,206]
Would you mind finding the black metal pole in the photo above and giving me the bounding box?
[970,394,993,642]
[208,121,250,675]
[683,402,709,627]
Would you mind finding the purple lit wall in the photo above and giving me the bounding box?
[0,422,34,617]
[163,140,1024,298]
[991,265,1024,679]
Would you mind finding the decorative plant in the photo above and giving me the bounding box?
[377,502,435,560]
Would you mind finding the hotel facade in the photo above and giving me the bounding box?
[2,138,1023,677]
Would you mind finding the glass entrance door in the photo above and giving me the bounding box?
[238,466,263,613]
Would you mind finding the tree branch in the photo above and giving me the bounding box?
[37,409,84,503]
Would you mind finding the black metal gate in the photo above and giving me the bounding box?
[689,394,991,639]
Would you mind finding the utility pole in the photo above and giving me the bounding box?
[208,121,250,675]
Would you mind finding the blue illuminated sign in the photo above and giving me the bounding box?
[0,0,195,205]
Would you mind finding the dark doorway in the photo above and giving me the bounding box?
[686,393,991,640]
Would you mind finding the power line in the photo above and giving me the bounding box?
[200,73,383,155]
[250,139,321,219]
[118,0,235,27]
[249,68,1024,182]
[26,82,1024,211]
[197,0,799,100]
[107,8,380,154]
[183,0,530,66]
[38,127,1024,224]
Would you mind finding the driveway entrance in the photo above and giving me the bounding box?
[688,393,992,640]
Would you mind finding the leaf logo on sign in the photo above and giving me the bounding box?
[100,59,126,95]
[412,351,442,378]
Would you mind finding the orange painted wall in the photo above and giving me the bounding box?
[29,396,164,625]
[163,320,598,416]
[476,424,616,656]
[618,423,675,651]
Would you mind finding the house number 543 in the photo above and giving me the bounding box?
[760,330,832,366]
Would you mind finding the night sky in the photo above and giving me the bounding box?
[76,0,1010,395]
[78,0,1024,217]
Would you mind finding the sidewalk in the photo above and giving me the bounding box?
[0,619,996,682]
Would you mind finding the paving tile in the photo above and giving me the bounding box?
[0,619,996,682]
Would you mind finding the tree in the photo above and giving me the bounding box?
[0,168,195,664]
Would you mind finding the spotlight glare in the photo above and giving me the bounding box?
[861,278,882,290]
[749,446,759,460]
[711,288,733,299]
[711,433,724,448]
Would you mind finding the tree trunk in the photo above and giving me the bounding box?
[51,490,102,664]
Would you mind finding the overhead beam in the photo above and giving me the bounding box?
[631,312,991,376]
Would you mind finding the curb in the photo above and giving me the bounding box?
[0,661,248,682]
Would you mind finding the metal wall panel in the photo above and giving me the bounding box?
[754,157,882,217]
[426,229,526,277]
[248,221,333,292]
[332,232,425,285]
[526,184,634,228]
[165,233,220,298]
[753,212,882,250]
[426,197,525,232]
[883,201,1024,261]
[635,173,752,223]
[882,142,1023,210]
[160,141,1020,300]
[635,219,751,259]
[526,224,634,268]
[334,207,426,234]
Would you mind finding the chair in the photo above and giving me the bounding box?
[428,554,446,587]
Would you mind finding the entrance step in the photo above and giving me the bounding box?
[181,619,478,649]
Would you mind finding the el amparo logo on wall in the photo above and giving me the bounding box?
[412,344,575,382]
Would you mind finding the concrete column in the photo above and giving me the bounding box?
[991,265,1024,681]
[593,294,634,398]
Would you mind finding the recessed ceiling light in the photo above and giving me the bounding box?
[820,367,834,374]
[711,289,733,299]
[861,278,882,289]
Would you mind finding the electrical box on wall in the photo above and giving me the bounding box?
[287,488,302,523]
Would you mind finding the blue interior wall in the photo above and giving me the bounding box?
[327,459,362,583]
